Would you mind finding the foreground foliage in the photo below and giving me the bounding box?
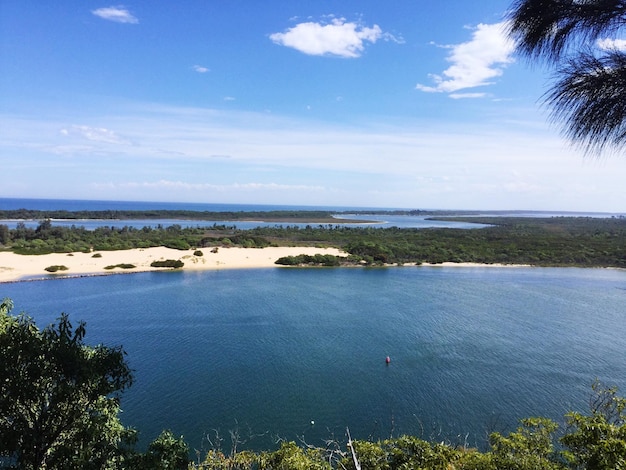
[0,299,189,469]
[1,298,625,469]
[194,402,625,469]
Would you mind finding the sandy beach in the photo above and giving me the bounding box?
[0,246,346,283]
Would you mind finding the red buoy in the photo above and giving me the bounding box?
[385,356,391,364]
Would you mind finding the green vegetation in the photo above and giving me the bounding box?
[0,298,190,469]
[2,214,626,267]
[275,253,344,266]
[261,216,626,267]
[193,250,203,256]
[44,265,68,273]
[150,259,184,269]
[104,263,136,270]
[1,298,625,469]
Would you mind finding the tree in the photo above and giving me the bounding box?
[507,0,626,155]
[489,417,566,469]
[0,298,134,469]
[0,224,9,246]
[561,381,626,469]
[127,430,190,470]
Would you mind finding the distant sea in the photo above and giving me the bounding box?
[0,197,389,213]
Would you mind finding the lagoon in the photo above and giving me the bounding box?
[2,266,625,452]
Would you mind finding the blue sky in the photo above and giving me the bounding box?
[1,1,625,212]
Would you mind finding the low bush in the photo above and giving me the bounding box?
[163,239,190,250]
[44,265,68,273]
[104,264,136,270]
[150,259,184,269]
[275,254,344,267]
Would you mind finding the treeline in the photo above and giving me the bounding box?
[1,216,626,268]
[0,209,350,222]
[0,208,547,220]
[0,220,272,255]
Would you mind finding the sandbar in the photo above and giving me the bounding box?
[0,246,346,283]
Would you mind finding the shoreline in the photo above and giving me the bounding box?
[1,247,616,284]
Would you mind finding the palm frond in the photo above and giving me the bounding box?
[508,0,626,62]
[546,49,626,154]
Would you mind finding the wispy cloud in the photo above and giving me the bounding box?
[270,17,400,58]
[60,125,130,145]
[192,65,210,73]
[416,22,514,95]
[5,103,626,211]
[449,92,489,99]
[91,6,138,24]
[597,38,626,50]
[107,180,326,192]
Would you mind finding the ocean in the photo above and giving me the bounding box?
[0,197,369,213]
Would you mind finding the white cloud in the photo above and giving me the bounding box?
[60,125,129,145]
[192,65,209,73]
[269,18,391,58]
[92,6,138,24]
[597,38,626,50]
[416,22,514,94]
[449,92,488,99]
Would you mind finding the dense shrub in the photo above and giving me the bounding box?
[150,259,184,269]
[164,239,190,250]
[104,264,136,270]
[44,265,68,272]
[275,254,344,266]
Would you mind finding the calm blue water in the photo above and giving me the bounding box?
[0,216,488,231]
[2,266,625,452]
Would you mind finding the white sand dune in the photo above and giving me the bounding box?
[0,246,346,283]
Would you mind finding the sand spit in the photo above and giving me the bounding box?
[0,246,346,283]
